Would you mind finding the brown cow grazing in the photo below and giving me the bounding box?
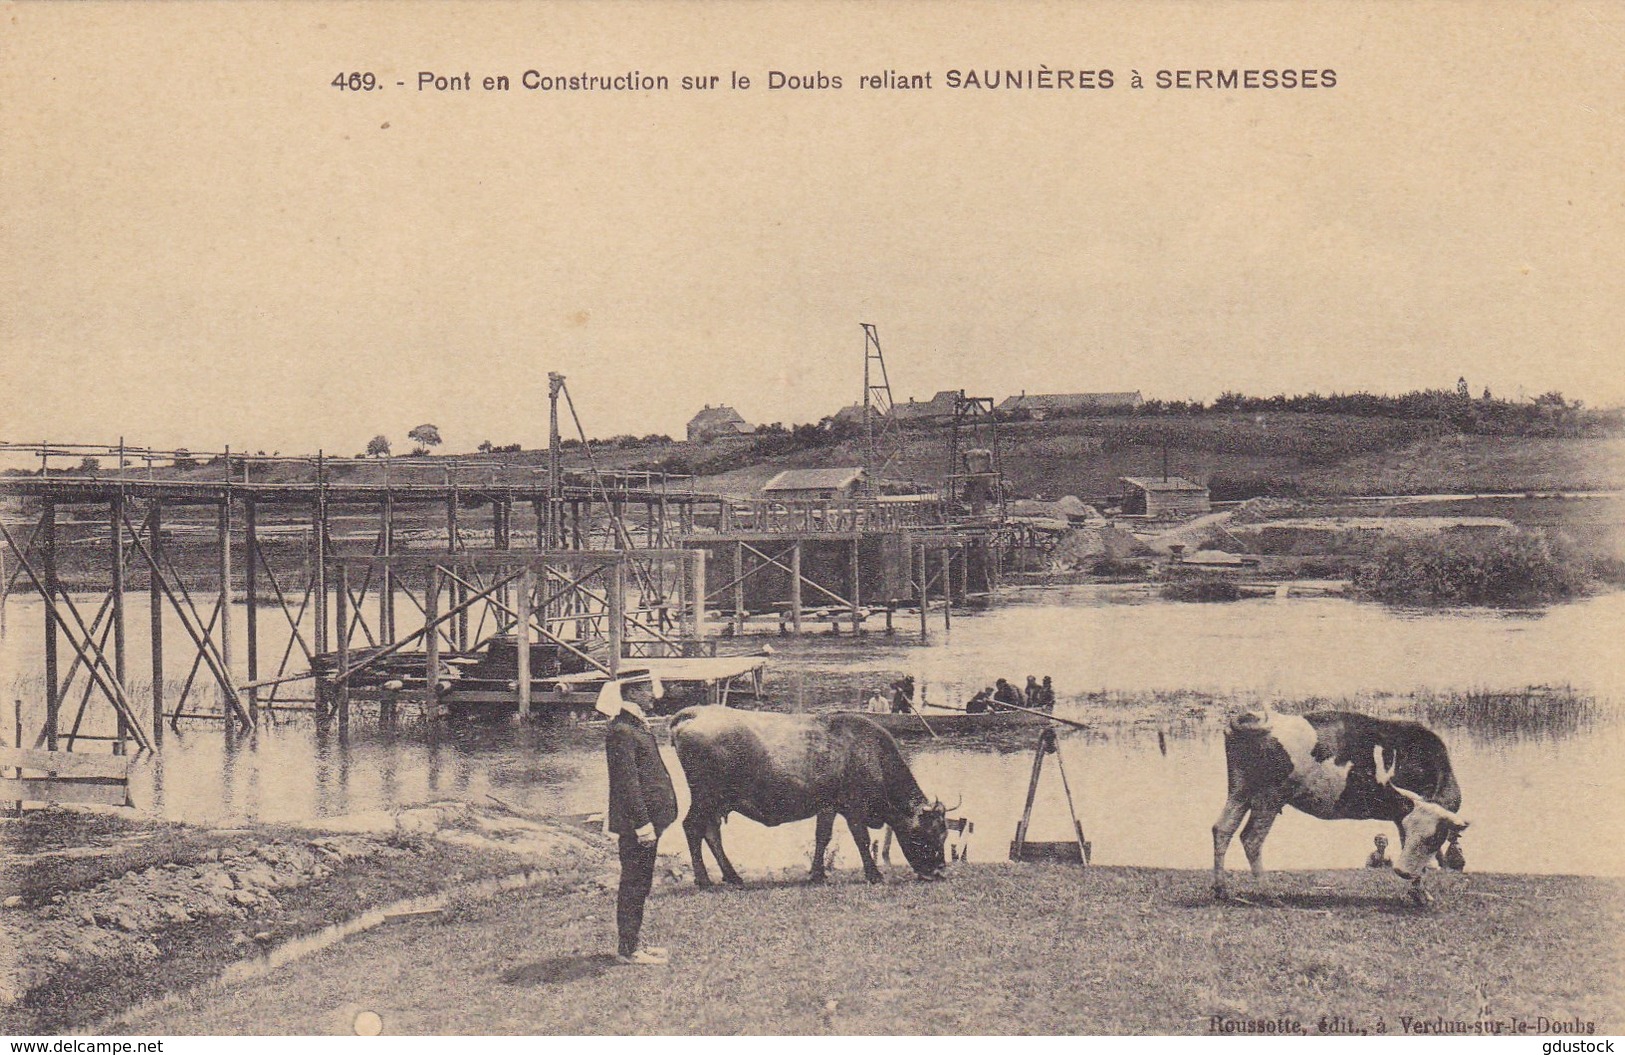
[670,707,953,887]
[1213,709,1469,904]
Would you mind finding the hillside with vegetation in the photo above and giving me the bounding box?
[10,388,1622,502]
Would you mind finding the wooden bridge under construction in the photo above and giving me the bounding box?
[0,443,1008,757]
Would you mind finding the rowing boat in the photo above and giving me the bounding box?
[835,708,1054,736]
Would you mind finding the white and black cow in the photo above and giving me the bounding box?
[1213,709,1469,904]
[670,706,953,887]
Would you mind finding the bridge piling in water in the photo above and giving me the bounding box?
[0,444,1012,745]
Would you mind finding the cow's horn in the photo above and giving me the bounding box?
[1372,744,1397,786]
[1436,804,1470,829]
[939,793,963,812]
[1390,783,1425,806]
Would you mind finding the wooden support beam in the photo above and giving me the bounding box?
[148,501,163,745]
[424,566,440,711]
[381,493,395,643]
[448,491,467,651]
[942,546,952,631]
[516,567,533,721]
[790,541,803,635]
[334,549,703,571]
[312,490,328,658]
[608,561,624,678]
[0,522,152,751]
[218,496,232,702]
[444,566,615,675]
[335,563,350,726]
[733,541,745,632]
[494,497,511,634]
[690,548,707,641]
[850,537,861,632]
[918,543,928,644]
[244,497,258,723]
[62,594,115,750]
[42,502,57,751]
[334,566,525,685]
[173,594,223,722]
[110,495,127,754]
[735,542,854,611]
[253,536,316,709]
[114,512,247,730]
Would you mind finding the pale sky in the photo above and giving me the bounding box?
[4,1,1623,455]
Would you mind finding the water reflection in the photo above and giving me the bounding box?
[112,712,1625,879]
[6,588,1623,878]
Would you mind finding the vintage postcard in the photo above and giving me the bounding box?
[1,0,1621,1039]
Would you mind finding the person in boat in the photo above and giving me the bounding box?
[599,672,678,967]
[1038,676,1056,712]
[965,686,996,714]
[1024,675,1041,707]
[890,675,916,714]
[992,678,1024,711]
[866,688,889,713]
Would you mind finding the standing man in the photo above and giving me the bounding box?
[889,675,916,714]
[598,672,679,966]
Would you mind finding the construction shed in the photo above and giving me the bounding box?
[1120,476,1211,518]
[761,467,868,501]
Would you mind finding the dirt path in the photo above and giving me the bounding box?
[111,864,1623,1035]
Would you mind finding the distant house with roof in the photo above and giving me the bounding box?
[1119,476,1210,518]
[687,404,755,443]
[998,391,1144,419]
[891,390,961,426]
[761,467,868,501]
[831,403,883,429]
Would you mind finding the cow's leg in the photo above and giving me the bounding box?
[1406,874,1432,906]
[1239,799,1283,880]
[847,817,885,883]
[683,812,714,889]
[1211,794,1251,899]
[810,810,835,883]
[703,820,746,886]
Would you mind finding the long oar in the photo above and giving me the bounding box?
[925,698,1091,732]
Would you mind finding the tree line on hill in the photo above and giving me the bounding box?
[995,387,1617,438]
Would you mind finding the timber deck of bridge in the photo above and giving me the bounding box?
[0,477,712,506]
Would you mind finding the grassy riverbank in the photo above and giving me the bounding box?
[109,862,1622,1035]
[0,806,605,1033]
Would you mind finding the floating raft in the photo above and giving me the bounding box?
[443,654,770,717]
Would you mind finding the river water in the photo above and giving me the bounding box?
[3,587,1622,878]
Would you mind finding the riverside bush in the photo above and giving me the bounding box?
[1353,530,1592,606]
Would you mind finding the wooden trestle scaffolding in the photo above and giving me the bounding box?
[0,466,714,748]
[0,451,1004,756]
